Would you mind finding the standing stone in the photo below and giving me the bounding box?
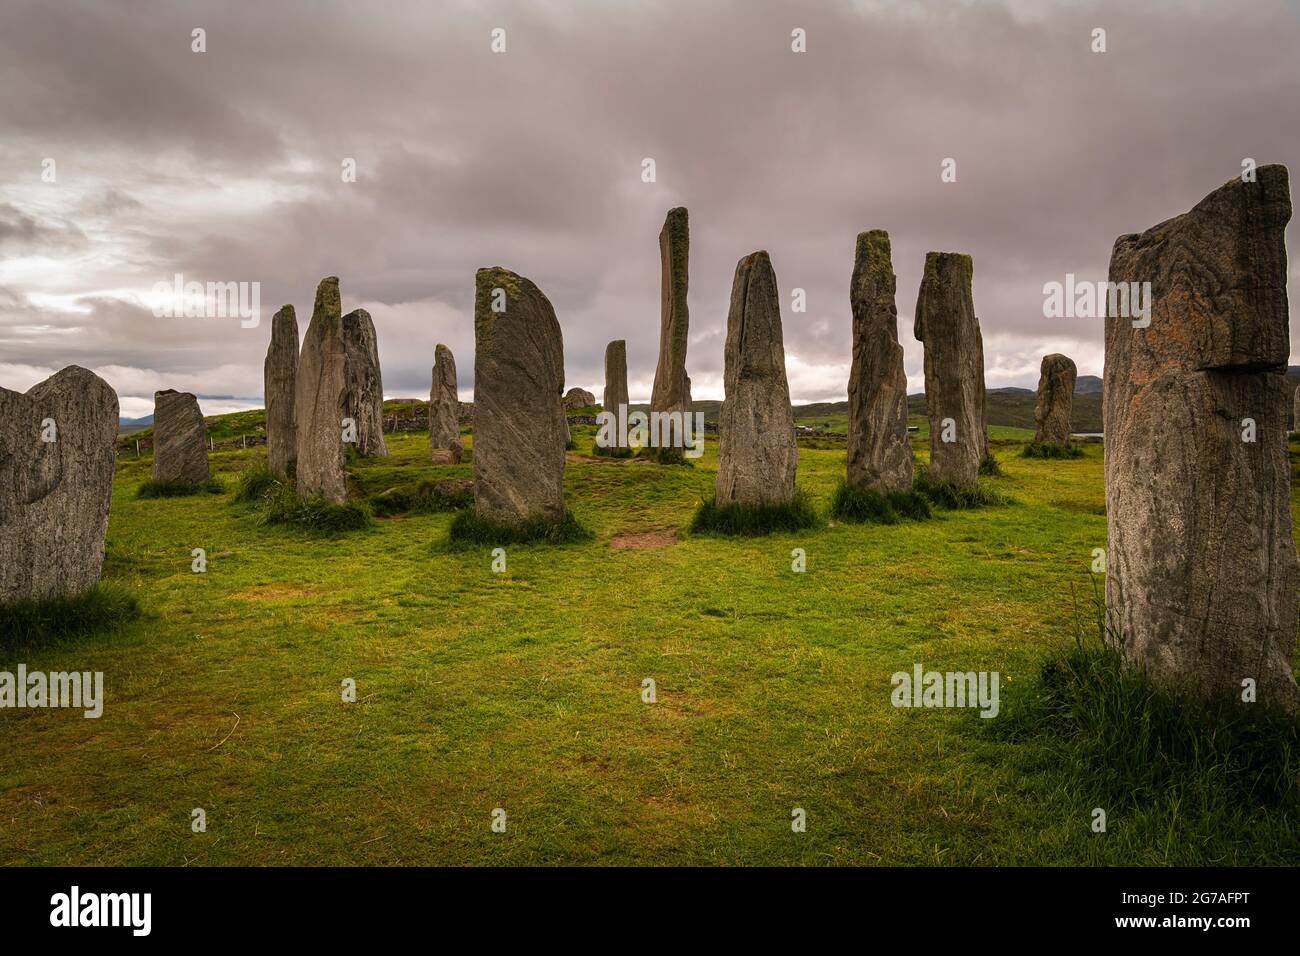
[1105,164,1299,708]
[1292,384,1299,432]
[429,344,462,464]
[847,230,913,494]
[472,267,567,524]
[342,308,388,457]
[0,367,118,602]
[563,387,596,410]
[264,305,298,477]
[650,206,690,446]
[295,276,349,503]
[914,252,987,488]
[715,251,797,506]
[1033,353,1077,446]
[601,340,630,451]
[603,340,629,414]
[151,389,209,484]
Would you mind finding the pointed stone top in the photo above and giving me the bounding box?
[313,277,341,320]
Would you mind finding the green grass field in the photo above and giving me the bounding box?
[2,423,1297,866]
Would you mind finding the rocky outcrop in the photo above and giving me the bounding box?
[846,230,912,494]
[1104,164,1299,709]
[715,251,797,506]
[563,387,596,410]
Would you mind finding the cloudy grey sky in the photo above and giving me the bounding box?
[2,0,1299,419]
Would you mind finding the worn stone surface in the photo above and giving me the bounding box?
[342,308,388,457]
[603,340,629,413]
[472,267,567,523]
[151,389,209,484]
[715,251,797,506]
[1104,164,1299,709]
[563,387,596,410]
[914,252,987,488]
[264,305,298,476]
[650,207,690,444]
[0,366,118,602]
[1033,353,1077,445]
[1293,384,1300,432]
[847,230,913,494]
[294,277,349,503]
[429,343,462,464]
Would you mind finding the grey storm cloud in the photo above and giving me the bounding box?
[1,0,1298,417]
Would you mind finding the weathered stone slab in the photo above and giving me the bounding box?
[294,277,349,503]
[471,267,567,523]
[914,252,986,488]
[1104,164,1298,708]
[264,305,298,476]
[1033,353,1077,445]
[715,251,797,506]
[342,308,388,457]
[0,366,118,601]
[563,387,596,410]
[847,230,913,494]
[429,344,462,464]
[650,207,690,445]
[152,389,209,484]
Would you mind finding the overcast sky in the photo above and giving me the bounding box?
[2,0,1299,419]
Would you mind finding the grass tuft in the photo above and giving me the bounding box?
[136,477,225,499]
[232,464,281,502]
[978,454,1005,477]
[913,466,1013,509]
[370,479,474,517]
[987,584,1300,860]
[260,484,373,533]
[591,441,634,459]
[0,583,141,650]
[689,490,819,537]
[447,509,593,548]
[1021,441,1085,459]
[830,482,933,524]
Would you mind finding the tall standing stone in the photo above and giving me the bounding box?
[264,305,298,477]
[472,267,567,524]
[295,276,349,503]
[1105,165,1298,708]
[846,230,913,494]
[342,308,388,457]
[1033,353,1077,446]
[1292,384,1299,432]
[650,207,690,446]
[429,343,462,464]
[914,252,987,488]
[0,367,118,602]
[151,389,208,484]
[602,340,630,451]
[715,251,797,506]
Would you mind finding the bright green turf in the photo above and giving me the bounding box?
[0,425,1294,865]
